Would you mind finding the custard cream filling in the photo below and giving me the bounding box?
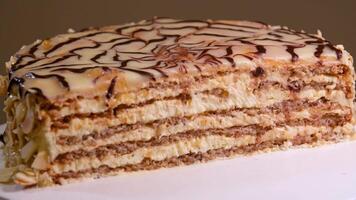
[44,87,351,159]
[46,72,343,118]
[50,134,256,174]
[54,108,349,154]
[52,88,351,138]
[50,123,355,174]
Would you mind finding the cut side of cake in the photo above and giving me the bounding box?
[0,17,355,187]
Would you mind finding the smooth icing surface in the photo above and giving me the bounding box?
[6,17,350,100]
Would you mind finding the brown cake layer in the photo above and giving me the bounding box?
[55,98,348,144]
[51,127,349,185]
[41,64,353,120]
[53,113,350,165]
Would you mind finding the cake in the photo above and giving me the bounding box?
[0,17,355,187]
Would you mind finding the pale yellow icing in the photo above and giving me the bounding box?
[6,18,353,100]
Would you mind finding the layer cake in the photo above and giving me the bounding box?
[0,17,355,187]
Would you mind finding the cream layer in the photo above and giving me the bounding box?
[51,134,256,174]
[52,88,351,137]
[55,123,356,186]
[43,71,344,119]
[44,88,351,159]
[54,108,349,155]
[50,123,355,174]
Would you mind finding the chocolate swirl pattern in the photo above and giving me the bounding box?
[6,17,348,100]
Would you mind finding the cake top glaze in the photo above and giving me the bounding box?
[6,17,351,101]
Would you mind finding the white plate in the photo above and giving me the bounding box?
[0,124,356,200]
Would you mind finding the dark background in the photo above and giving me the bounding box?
[0,0,355,122]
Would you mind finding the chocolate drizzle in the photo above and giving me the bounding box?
[91,51,108,63]
[27,87,45,98]
[106,77,117,99]
[0,133,4,144]
[26,72,70,91]
[315,45,325,58]
[286,45,299,62]
[326,44,343,59]
[8,18,346,100]
[255,45,266,55]
[8,77,25,96]
[43,31,113,56]
[251,67,265,77]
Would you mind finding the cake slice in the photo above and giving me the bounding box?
[0,17,355,187]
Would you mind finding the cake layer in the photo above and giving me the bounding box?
[54,99,350,154]
[50,88,350,135]
[50,123,354,174]
[49,122,355,178]
[54,115,350,165]
[52,125,353,185]
[8,86,351,177]
[42,64,352,119]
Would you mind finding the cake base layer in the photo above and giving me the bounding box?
[51,126,355,185]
